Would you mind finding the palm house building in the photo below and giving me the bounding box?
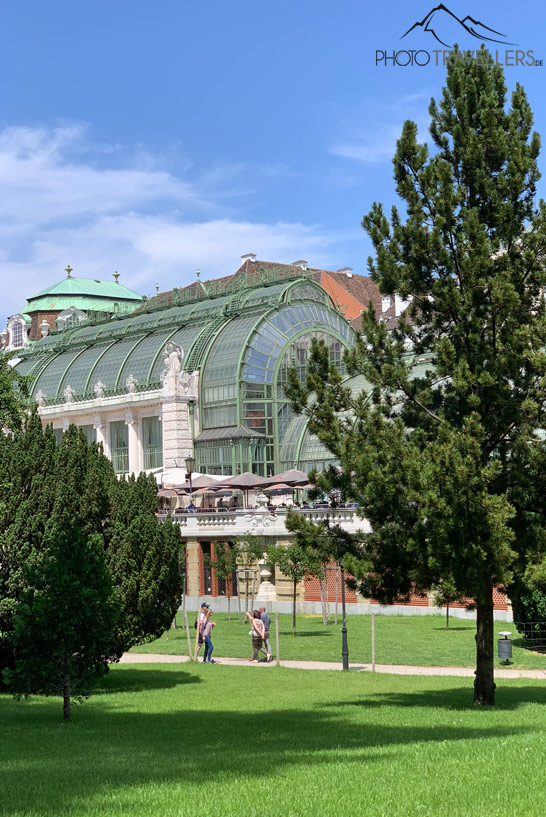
[11,261,356,482]
[4,257,512,620]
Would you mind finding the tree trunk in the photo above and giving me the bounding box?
[324,567,330,625]
[319,574,327,625]
[63,674,71,721]
[335,566,339,626]
[292,578,297,634]
[445,601,450,630]
[250,571,255,614]
[474,585,496,705]
[227,592,231,621]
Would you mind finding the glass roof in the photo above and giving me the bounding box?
[279,414,307,469]
[56,341,116,398]
[117,329,178,388]
[241,303,353,385]
[17,276,356,405]
[31,348,87,400]
[202,314,260,389]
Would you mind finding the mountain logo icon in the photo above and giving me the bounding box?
[401,4,516,48]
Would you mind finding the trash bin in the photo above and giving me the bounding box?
[498,631,512,663]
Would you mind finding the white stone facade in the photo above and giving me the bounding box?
[36,341,199,481]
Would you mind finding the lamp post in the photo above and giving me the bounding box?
[185,455,195,503]
[339,558,349,671]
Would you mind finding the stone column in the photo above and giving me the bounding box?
[162,398,192,470]
[125,411,141,474]
[159,342,199,478]
[94,415,109,457]
[185,540,201,597]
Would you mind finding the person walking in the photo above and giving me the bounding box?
[245,609,268,662]
[260,606,272,662]
[202,608,218,664]
[194,602,209,661]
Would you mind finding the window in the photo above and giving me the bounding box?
[52,428,64,445]
[142,416,162,470]
[110,420,129,473]
[201,543,213,595]
[57,307,86,331]
[10,320,24,348]
[78,425,96,445]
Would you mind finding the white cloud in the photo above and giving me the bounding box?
[0,124,348,314]
[330,93,431,165]
[332,124,405,164]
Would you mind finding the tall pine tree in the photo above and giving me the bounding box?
[288,50,546,704]
[4,425,119,720]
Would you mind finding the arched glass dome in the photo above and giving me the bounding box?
[15,274,357,475]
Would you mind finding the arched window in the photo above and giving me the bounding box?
[57,307,86,331]
[11,320,23,348]
[7,315,28,349]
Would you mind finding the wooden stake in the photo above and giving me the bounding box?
[184,610,192,660]
[371,610,375,673]
[335,566,339,626]
[275,611,280,666]
[193,613,202,663]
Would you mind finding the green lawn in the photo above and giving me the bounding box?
[3,665,546,816]
[132,610,546,669]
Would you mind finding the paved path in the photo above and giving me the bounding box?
[120,653,546,679]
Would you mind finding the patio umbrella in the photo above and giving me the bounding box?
[262,469,310,487]
[217,472,268,508]
[175,474,224,492]
[264,483,294,494]
[226,472,268,489]
[157,488,179,498]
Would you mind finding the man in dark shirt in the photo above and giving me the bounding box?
[259,606,272,662]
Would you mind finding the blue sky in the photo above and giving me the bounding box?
[1,0,545,315]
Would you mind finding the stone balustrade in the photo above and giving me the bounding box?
[159,506,369,538]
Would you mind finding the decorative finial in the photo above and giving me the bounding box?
[196,268,201,280]
[113,271,120,283]
[65,265,73,278]
[155,282,159,293]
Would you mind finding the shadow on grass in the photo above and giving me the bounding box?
[318,684,546,711]
[0,670,537,816]
[95,668,200,695]
[431,626,472,632]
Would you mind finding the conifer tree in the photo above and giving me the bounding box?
[288,50,546,704]
[0,413,58,685]
[105,473,184,659]
[0,352,28,431]
[4,425,119,719]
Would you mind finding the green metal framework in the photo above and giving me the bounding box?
[15,273,357,474]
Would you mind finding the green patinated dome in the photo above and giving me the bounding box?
[23,275,144,314]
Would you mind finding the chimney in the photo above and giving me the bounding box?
[292,259,308,270]
[395,293,413,317]
[241,253,257,263]
[337,267,353,278]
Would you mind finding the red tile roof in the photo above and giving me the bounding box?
[144,258,404,328]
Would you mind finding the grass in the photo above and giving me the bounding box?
[3,664,546,816]
[131,610,546,670]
